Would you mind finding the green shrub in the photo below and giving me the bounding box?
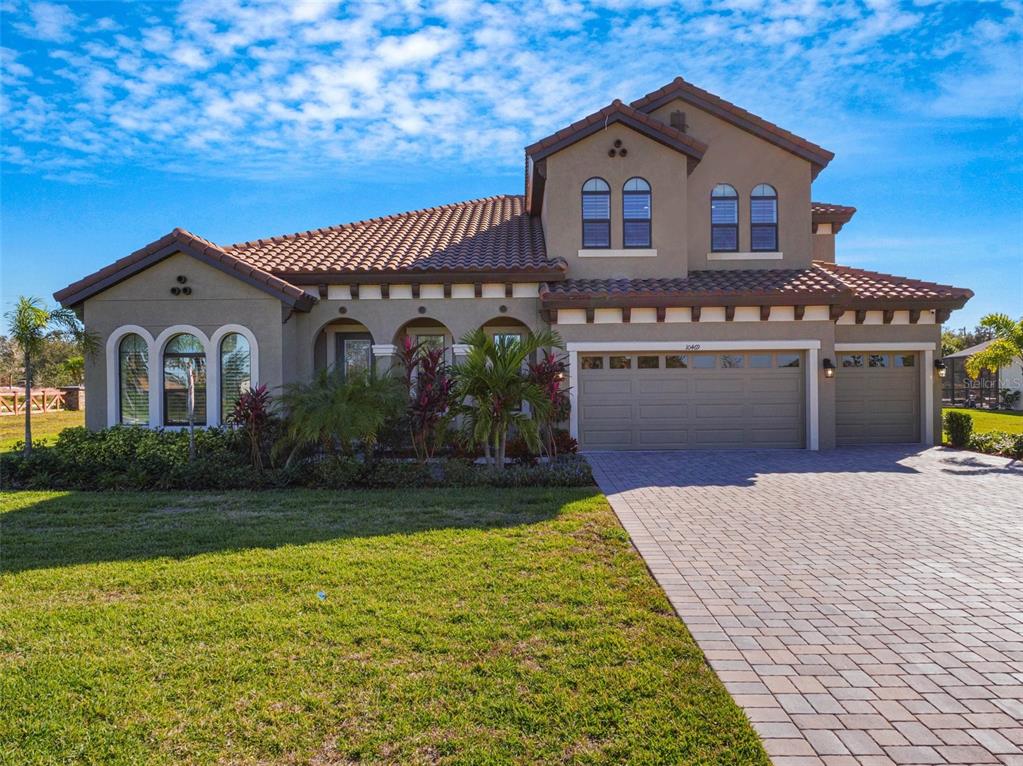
[1011,434,1023,461]
[0,426,594,491]
[943,411,973,448]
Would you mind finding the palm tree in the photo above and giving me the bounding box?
[966,314,1023,405]
[4,297,95,454]
[450,328,563,469]
[277,367,405,466]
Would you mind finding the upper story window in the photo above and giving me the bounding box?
[622,178,651,248]
[710,184,738,252]
[750,183,778,251]
[118,333,149,426]
[581,177,610,248]
[163,333,207,426]
[220,332,251,419]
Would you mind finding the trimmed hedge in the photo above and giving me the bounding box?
[943,410,973,448]
[0,426,593,491]
[967,431,1023,461]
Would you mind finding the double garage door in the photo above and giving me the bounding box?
[578,350,805,450]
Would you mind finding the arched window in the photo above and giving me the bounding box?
[751,183,778,251]
[711,184,738,252]
[118,333,149,425]
[163,333,206,426]
[623,177,651,248]
[581,177,610,248]
[220,333,251,420]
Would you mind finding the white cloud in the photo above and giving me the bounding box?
[13,1,78,42]
[2,0,1020,184]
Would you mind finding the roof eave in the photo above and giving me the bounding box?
[631,81,834,173]
[54,232,314,311]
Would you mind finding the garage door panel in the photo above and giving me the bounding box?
[582,404,632,420]
[582,379,633,395]
[639,403,688,419]
[584,429,634,447]
[635,377,688,394]
[694,377,744,394]
[638,429,690,446]
[691,428,746,447]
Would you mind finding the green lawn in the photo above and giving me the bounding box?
[0,409,85,451]
[943,407,1023,435]
[0,488,767,766]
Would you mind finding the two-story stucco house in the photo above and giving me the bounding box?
[55,76,973,450]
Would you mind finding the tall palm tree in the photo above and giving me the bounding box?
[450,328,562,469]
[4,297,95,454]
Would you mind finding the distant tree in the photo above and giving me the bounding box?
[4,297,95,454]
[965,314,1023,387]
[0,336,20,387]
[941,329,966,357]
[59,355,85,386]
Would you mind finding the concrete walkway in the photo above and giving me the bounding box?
[588,447,1023,766]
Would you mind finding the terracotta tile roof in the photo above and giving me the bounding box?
[541,264,973,310]
[812,201,857,232]
[811,202,857,217]
[541,268,848,306]
[630,77,834,176]
[225,195,563,278]
[524,99,707,161]
[815,262,973,305]
[54,228,314,309]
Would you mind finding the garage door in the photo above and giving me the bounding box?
[577,351,805,450]
[836,351,920,445]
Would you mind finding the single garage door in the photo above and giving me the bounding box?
[836,351,920,445]
[578,350,805,450]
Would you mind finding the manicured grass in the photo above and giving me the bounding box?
[0,488,767,765]
[943,407,1023,435]
[0,409,84,452]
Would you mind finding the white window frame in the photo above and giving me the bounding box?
[105,325,156,428]
[211,324,260,425]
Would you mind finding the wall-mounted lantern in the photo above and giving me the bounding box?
[934,359,947,378]
[823,358,836,379]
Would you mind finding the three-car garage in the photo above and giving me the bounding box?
[570,343,932,451]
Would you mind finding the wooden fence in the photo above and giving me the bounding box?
[0,388,67,416]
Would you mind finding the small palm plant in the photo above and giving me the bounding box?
[450,328,563,469]
[277,368,405,467]
[4,296,95,454]
[966,314,1023,407]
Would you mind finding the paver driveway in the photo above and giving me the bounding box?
[588,447,1023,766]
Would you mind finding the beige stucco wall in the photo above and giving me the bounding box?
[82,252,286,429]
[540,123,690,279]
[813,232,836,262]
[291,296,547,383]
[648,100,814,271]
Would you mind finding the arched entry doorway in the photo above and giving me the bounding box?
[314,318,374,378]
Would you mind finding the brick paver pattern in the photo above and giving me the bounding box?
[588,447,1023,766]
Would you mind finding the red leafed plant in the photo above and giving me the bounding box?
[229,384,273,469]
[398,337,453,461]
[527,352,571,460]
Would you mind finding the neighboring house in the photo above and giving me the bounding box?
[942,341,1023,410]
[55,76,973,450]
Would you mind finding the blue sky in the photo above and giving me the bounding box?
[2,0,1020,329]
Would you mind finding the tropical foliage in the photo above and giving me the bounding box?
[3,297,95,454]
[277,368,406,465]
[527,351,572,460]
[965,313,1023,383]
[227,384,274,469]
[396,337,453,461]
[450,328,563,469]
